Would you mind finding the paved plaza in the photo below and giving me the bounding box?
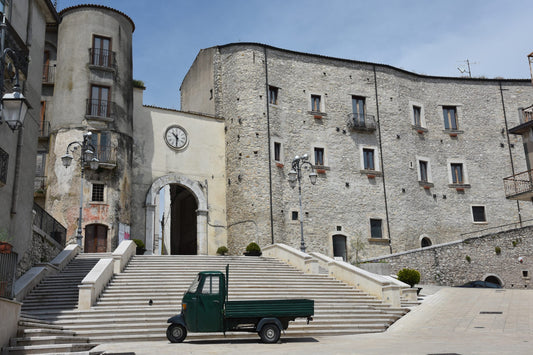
[92,286,533,354]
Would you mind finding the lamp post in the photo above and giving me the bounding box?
[61,132,99,249]
[0,15,30,131]
[288,154,318,252]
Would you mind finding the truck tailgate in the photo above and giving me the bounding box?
[225,299,314,318]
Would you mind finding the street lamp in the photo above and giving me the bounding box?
[0,15,30,131]
[288,154,317,252]
[61,132,99,249]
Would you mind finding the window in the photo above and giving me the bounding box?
[421,237,432,248]
[91,183,105,202]
[201,275,219,294]
[92,35,112,67]
[370,219,382,239]
[450,163,464,184]
[89,85,111,117]
[363,148,375,170]
[413,106,421,126]
[472,206,487,223]
[443,106,458,130]
[314,147,324,166]
[419,160,429,182]
[311,95,321,112]
[90,131,110,162]
[352,96,366,125]
[291,211,298,221]
[269,86,278,105]
[274,142,281,162]
[35,152,46,177]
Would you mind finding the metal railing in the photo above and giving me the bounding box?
[347,113,376,131]
[94,144,116,166]
[42,64,55,84]
[86,99,114,119]
[89,48,115,68]
[503,169,533,198]
[33,203,66,246]
[34,176,46,193]
[0,251,17,299]
[460,218,533,239]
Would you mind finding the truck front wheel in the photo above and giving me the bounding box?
[259,323,280,343]
[167,324,187,343]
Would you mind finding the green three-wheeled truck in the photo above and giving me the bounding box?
[166,266,314,343]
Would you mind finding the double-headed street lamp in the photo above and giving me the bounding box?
[288,154,318,253]
[61,132,99,249]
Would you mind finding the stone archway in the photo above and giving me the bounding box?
[483,274,504,287]
[145,174,208,255]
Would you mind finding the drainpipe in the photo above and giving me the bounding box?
[373,65,393,254]
[499,81,522,227]
[264,46,274,244]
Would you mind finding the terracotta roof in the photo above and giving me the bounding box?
[59,4,135,32]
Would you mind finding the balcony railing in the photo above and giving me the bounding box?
[33,202,66,246]
[521,105,533,124]
[503,169,533,200]
[93,144,117,168]
[42,64,56,84]
[89,48,115,69]
[347,113,376,132]
[86,99,115,120]
[34,176,46,193]
[0,251,17,299]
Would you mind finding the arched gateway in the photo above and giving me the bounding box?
[145,174,208,255]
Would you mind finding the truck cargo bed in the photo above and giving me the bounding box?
[225,299,314,318]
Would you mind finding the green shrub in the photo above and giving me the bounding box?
[132,239,145,249]
[465,255,471,263]
[216,246,228,255]
[397,268,420,288]
[495,246,501,255]
[245,242,261,253]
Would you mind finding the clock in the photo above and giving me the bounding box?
[164,125,188,150]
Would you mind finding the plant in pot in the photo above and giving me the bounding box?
[132,239,146,255]
[216,246,228,256]
[397,268,421,289]
[244,242,261,256]
[0,228,13,254]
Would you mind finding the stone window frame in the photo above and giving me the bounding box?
[447,158,470,187]
[416,156,433,186]
[309,93,326,114]
[367,217,388,242]
[410,100,427,131]
[359,145,381,175]
[440,103,464,135]
[268,85,279,105]
[90,182,106,203]
[471,205,488,224]
[272,139,284,166]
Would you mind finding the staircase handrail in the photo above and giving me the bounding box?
[262,243,319,274]
[112,240,136,273]
[78,258,114,310]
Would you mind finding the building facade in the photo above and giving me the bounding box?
[181,43,533,260]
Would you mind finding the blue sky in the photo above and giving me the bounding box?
[57,0,533,110]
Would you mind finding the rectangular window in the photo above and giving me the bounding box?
[419,160,428,182]
[90,131,110,162]
[90,85,111,117]
[472,206,487,223]
[314,147,324,166]
[269,86,278,105]
[35,152,46,177]
[92,35,112,67]
[311,95,321,112]
[291,211,298,221]
[451,163,463,184]
[274,142,281,162]
[91,183,105,202]
[413,106,421,126]
[370,219,383,239]
[201,275,219,294]
[443,106,458,130]
[352,96,366,125]
[363,148,375,170]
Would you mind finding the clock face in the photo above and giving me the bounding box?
[165,126,188,150]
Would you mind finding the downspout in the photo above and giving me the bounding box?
[499,81,522,227]
[373,65,393,254]
[264,46,274,244]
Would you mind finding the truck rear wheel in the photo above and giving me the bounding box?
[259,323,280,343]
[167,324,187,343]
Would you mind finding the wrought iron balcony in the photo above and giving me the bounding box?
[509,105,533,134]
[92,144,117,169]
[42,64,56,84]
[34,176,46,194]
[89,48,115,69]
[85,99,115,121]
[346,113,376,132]
[503,169,533,200]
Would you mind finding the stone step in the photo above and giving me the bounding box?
[4,342,97,355]
[11,335,91,346]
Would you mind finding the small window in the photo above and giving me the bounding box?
[451,163,464,184]
[419,160,429,182]
[363,148,375,170]
[311,95,321,112]
[443,106,458,130]
[291,211,299,221]
[413,106,421,126]
[370,219,382,239]
[274,142,281,162]
[314,147,325,166]
[352,96,366,125]
[269,86,279,105]
[91,183,105,202]
[92,35,112,67]
[472,206,487,223]
[421,237,432,248]
[201,275,220,294]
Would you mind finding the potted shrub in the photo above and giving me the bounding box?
[216,246,228,256]
[133,239,146,255]
[0,228,13,254]
[244,242,262,256]
[397,268,421,288]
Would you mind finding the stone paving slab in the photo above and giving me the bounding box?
[91,287,533,355]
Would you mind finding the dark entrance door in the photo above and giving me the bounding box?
[85,224,108,252]
[332,235,347,261]
[170,184,198,255]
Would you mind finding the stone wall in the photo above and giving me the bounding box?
[16,226,63,278]
[364,226,533,288]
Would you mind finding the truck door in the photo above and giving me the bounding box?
[196,274,224,332]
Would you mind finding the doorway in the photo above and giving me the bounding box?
[170,184,198,255]
[85,223,108,252]
[332,235,347,261]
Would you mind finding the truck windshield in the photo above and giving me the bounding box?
[188,275,201,293]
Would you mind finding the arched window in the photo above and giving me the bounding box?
[421,237,432,248]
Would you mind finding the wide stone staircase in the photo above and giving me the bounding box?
[6,254,410,353]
